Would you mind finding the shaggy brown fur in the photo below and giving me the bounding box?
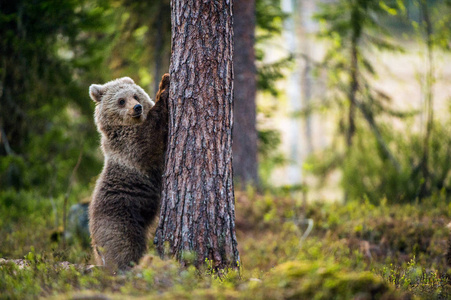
[88,74,169,271]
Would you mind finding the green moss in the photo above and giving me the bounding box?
[2,190,451,299]
[250,261,395,300]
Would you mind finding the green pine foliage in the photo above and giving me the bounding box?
[256,0,291,97]
[310,0,451,203]
[107,0,171,95]
[339,118,451,203]
[0,0,111,194]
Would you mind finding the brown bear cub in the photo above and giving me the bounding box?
[89,74,169,271]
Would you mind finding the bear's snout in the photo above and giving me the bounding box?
[133,104,143,117]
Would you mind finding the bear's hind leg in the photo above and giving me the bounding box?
[91,218,148,271]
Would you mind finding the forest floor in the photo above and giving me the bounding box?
[1,188,451,299]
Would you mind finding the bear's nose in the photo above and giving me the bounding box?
[133,104,142,114]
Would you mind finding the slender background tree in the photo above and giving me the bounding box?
[154,0,240,271]
[310,0,451,203]
[312,0,404,201]
[232,0,258,187]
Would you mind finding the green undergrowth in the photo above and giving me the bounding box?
[1,187,451,299]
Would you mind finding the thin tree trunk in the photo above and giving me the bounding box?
[346,3,362,148]
[153,8,163,96]
[152,0,169,96]
[419,0,434,200]
[347,38,358,148]
[344,5,360,201]
[300,0,316,155]
[282,0,302,185]
[232,0,258,186]
[155,0,240,271]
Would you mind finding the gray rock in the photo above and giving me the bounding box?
[65,202,90,247]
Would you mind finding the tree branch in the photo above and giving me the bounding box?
[355,100,401,173]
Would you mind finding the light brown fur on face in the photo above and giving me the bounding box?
[90,77,155,128]
[88,74,170,271]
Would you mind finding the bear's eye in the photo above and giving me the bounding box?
[133,95,139,101]
[118,98,125,106]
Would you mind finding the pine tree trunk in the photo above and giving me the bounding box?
[152,0,171,96]
[282,0,302,185]
[153,7,163,95]
[300,0,316,155]
[419,0,434,200]
[347,5,360,149]
[347,38,358,148]
[232,0,258,186]
[154,0,240,271]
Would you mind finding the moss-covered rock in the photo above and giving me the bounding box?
[245,260,407,300]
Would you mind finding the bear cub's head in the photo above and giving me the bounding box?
[89,77,154,128]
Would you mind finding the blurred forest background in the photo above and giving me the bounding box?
[1,0,451,299]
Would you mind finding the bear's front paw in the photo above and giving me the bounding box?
[155,73,170,103]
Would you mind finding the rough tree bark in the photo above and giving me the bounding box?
[154,0,240,271]
[232,0,258,186]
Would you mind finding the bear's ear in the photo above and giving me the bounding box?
[119,77,134,85]
[89,84,104,102]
